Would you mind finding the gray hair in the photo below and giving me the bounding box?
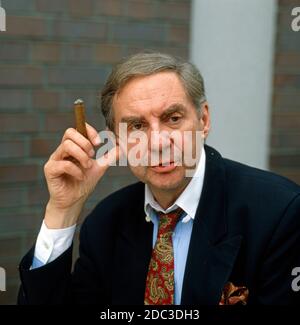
[100,52,206,130]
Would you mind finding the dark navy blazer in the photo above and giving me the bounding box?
[18,145,300,305]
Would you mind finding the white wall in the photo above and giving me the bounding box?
[190,0,277,169]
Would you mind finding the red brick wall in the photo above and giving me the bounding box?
[0,0,191,304]
[270,0,300,184]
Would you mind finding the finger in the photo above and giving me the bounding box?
[55,139,92,169]
[62,128,95,157]
[86,123,101,146]
[45,160,84,181]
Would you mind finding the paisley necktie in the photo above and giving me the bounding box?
[144,208,182,305]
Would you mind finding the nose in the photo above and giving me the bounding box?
[149,131,173,153]
[148,121,173,153]
[149,134,175,168]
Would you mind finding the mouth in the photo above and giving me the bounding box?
[150,161,177,173]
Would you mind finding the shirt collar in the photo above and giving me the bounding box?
[144,146,206,223]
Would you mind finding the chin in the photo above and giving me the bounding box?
[145,167,187,191]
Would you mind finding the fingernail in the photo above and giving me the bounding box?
[87,160,93,168]
[93,135,101,146]
[89,149,95,157]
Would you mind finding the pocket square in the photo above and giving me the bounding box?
[219,282,249,305]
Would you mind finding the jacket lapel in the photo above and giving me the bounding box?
[111,187,153,305]
[181,146,242,305]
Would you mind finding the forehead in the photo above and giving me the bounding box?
[113,71,189,114]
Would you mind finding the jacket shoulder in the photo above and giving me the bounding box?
[205,145,300,198]
[223,157,300,196]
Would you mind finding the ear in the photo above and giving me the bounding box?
[199,102,211,139]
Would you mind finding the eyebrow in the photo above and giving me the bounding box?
[160,104,187,119]
[120,104,187,124]
[120,116,144,124]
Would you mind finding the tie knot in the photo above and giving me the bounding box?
[157,207,182,234]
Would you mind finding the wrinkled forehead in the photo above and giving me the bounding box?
[113,72,190,116]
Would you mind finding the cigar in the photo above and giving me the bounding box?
[74,99,88,138]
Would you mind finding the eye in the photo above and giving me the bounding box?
[131,122,143,130]
[169,115,181,123]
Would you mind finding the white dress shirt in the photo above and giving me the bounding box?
[33,147,206,303]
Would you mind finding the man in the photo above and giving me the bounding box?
[18,53,300,305]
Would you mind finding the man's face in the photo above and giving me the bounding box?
[113,71,210,193]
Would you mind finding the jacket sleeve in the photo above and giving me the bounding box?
[256,193,300,305]
[18,244,73,304]
[18,220,107,305]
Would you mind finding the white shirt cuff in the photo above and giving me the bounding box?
[34,220,76,265]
